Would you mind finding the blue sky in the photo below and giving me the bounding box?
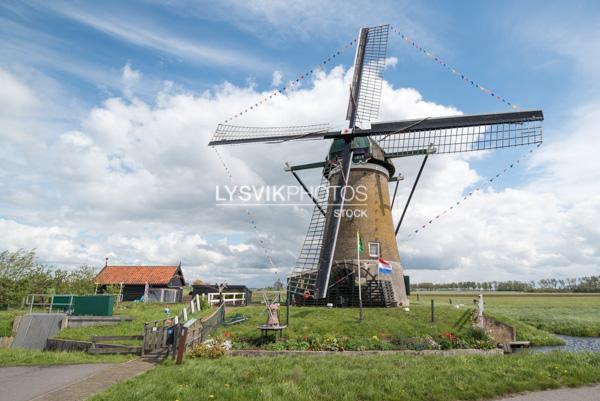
[1,1,599,286]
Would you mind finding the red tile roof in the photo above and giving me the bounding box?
[95,265,185,285]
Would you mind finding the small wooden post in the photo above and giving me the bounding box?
[183,308,188,321]
[190,299,195,314]
[196,294,201,311]
[176,326,188,365]
[285,289,290,326]
[431,299,435,323]
[477,293,484,328]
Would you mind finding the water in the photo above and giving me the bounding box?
[533,335,600,353]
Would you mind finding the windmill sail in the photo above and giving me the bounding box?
[347,24,389,125]
[209,123,330,146]
[314,25,390,298]
[288,174,330,295]
[372,110,543,157]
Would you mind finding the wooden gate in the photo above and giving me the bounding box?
[142,317,175,355]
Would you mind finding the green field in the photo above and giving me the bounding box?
[89,352,600,401]
[217,297,561,348]
[414,293,600,337]
[0,308,26,337]
[56,302,211,342]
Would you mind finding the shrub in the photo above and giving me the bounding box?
[188,342,225,359]
[465,326,488,341]
[437,332,463,350]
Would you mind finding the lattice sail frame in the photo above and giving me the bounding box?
[352,24,389,125]
[210,123,330,145]
[287,174,330,295]
[376,119,543,157]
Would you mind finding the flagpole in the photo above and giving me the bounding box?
[357,231,364,322]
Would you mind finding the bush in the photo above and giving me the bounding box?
[188,342,225,359]
[465,326,488,341]
[437,332,464,350]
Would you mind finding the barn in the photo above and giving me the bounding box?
[95,264,186,303]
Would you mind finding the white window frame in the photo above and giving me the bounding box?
[368,242,380,258]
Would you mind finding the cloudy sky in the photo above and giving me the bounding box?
[1,1,599,286]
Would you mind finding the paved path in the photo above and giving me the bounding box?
[0,364,113,401]
[493,384,600,401]
[0,357,158,401]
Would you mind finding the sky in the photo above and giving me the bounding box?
[0,0,599,287]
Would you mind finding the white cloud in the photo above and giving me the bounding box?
[0,69,38,114]
[40,3,271,70]
[1,58,599,286]
[384,56,398,69]
[121,63,141,98]
[271,70,283,87]
[160,0,438,47]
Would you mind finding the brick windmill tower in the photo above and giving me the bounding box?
[209,25,543,307]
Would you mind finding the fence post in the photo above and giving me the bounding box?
[286,290,290,326]
[176,326,188,365]
[196,294,201,311]
[183,308,188,321]
[431,299,435,323]
[190,299,195,314]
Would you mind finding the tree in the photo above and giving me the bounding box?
[0,249,98,307]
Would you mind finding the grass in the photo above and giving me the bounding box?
[215,302,515,350]
[0,348,134,366]
[416,293,600,338]
[216,295,573,347]
[57,302,209,343]
[0,308,27,337]
[89,352,600,401]
[219,302,475,343]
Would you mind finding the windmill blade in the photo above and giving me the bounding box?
[372,110,543,157]
[288,174,330,296]
[208,123,330,146]
[346,25,389,126]
[314,146,354,299]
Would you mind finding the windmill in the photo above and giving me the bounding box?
[209,25,543,307]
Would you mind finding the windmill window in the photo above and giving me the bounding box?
[368,242,380,258]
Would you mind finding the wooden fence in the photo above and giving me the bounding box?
[207,292,246,306]
[142,294,225,358]
[89,335,143,355]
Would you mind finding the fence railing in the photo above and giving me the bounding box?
[184,303,225,347]
[207,292,246,306]
[142,294,216,357]
[23,294,74,313]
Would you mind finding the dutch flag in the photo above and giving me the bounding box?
[378,258,392,275]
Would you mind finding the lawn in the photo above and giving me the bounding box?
[0,348,134,366]
[89,352,600,401]
[214,300,559,349]
[415,293,600,338]
[57,301,209,342]
[0,308,27,337]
